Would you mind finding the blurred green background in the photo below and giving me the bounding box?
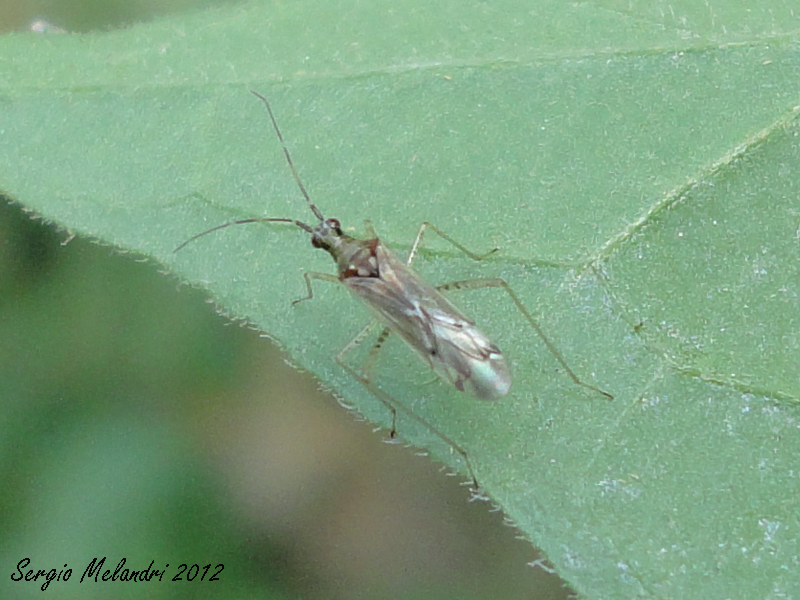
[0,2,566,598]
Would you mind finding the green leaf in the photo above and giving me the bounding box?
[2,1,800,598]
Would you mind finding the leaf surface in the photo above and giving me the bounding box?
[1,1,799,597]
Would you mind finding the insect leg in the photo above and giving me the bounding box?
[405,222,611,399]
[291,271,339,306]
[292,272,399,418]
[361,326,393,386]
[334,324,481,489]
[292,273,401,403]
[437,278,614,400]
[362,219,378,238]
[407,222,498,267]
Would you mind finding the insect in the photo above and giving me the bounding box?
[176,91,612,487]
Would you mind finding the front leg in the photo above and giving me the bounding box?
[292,271,340,306]
[407,222,499,267]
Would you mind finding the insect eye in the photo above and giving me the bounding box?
[311,236,323,248]
[328,218,341,229]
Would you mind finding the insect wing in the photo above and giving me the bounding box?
[344,242,511,400]
[425,307,511,400]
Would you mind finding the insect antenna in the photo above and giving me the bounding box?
[175,92,325,253]
[251,90,325,223]
[174,217,313,253]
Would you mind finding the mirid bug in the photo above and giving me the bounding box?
[176,91,612,487]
